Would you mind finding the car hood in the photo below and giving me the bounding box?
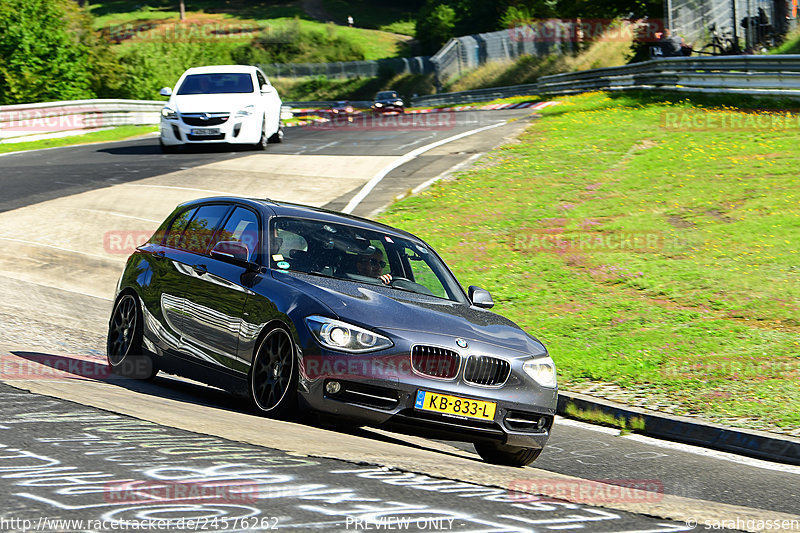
[169,94,257,114]
[272,271,546,356]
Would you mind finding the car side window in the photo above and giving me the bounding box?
[212,207,261,262]
[162,207,197,248]
[402,246,447,298]
[256,71,267,89]
[179,204,231,255]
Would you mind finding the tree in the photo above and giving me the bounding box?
[0,0,120,104]
[415,2,457,54]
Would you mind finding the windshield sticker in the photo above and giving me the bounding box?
[277,261,290,269]
[385,236,394,243]
[272,254,284,261]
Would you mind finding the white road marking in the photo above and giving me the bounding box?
[556,416,800,474]
[342,121,507,214]
[306,140,340,152]
[119,183,237,195]
[622,433,800,475]
[555,416,621,436]
[0,236,117,262]
[411,152,484,194]
[395,134,436,151]
[79,209,161,223]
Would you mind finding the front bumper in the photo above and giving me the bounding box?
[296,331,557,449]
[372,104,404,114]
[159,115,261,146]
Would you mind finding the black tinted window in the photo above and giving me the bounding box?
[163,207,196,248]
[177,73,254,95]
[180,204,231,254]
[213,207,260,262]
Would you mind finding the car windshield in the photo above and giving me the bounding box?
[269,217,466,303]
[177,73,254,95]
[376,91,398,100]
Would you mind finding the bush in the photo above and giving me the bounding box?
[232,19,366,66]
[116,40,235,100]
[0,0,93,103]
[415,2,456,54]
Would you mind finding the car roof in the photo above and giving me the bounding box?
[182,65,260,75]
[175,197,421,241]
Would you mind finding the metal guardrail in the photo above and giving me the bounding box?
[413,55,800,107]
[0,99,163,141]
[412,84,539,107]
[536,55,800,97]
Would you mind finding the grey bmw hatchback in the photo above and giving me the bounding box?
[107,197,557,466]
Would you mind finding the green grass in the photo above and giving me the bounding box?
[564,403,646,433]
[770,28,800,54]
[88,1,307,22]
[321,0,419,36]
[378,91,800,433]
[89,3,410,61]
[0,125,157,154]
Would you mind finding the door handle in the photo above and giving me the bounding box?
[192,263,208,275]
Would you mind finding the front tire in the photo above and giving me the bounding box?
[107,293,157,380]
[254,118,268,150]
[474,442,542,467]
[159,139,178,153]
[249,326,297,418]
[268,123,284,143]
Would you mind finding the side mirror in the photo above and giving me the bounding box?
[159,87,173,97]
[468,285,494,309]
[210,241,254,268]
[261,84,273,93]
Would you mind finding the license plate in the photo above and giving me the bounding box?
[190,128,220,136]
[414,390,496,421]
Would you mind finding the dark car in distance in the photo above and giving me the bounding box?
[107,198,557,466]
[372,90,404,114]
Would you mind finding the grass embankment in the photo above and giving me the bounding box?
[379,91,800,434]
[0,125,157,155]
[90,4,411,61]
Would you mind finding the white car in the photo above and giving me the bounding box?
[158,65,283,152]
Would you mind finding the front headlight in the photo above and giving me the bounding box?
[161,107,178,120]
[394,100,403,106]
[306,316,393,353]
[523,357,557,388]
[374,102,383,107]
[236,105,255,117]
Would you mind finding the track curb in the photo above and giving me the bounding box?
[558,390,800,465]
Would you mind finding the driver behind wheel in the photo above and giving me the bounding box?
[356,249,392,285]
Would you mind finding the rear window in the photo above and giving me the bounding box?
[177,73,254,95]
